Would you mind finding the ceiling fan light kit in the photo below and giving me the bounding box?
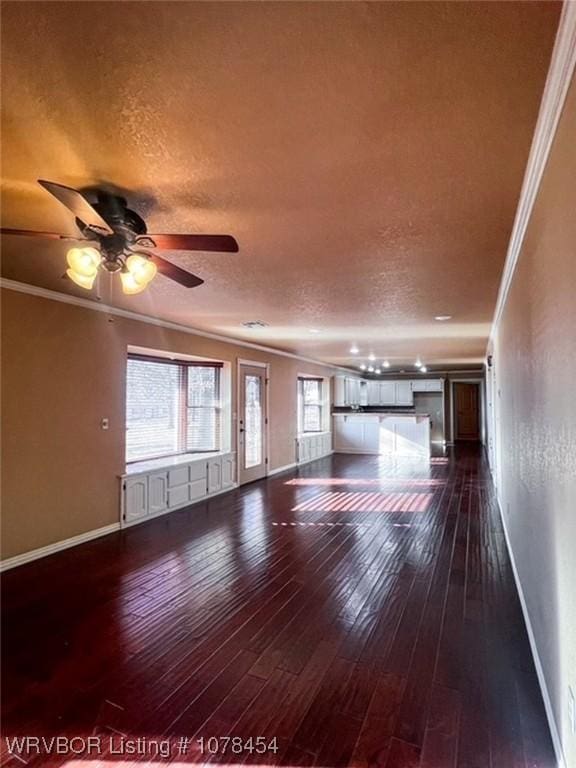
[120,253,158,295]
[65,246,102,290]
[119,269,147,295]
[65,245,158,295]
[1,179,239,295]
[66,268,97,290]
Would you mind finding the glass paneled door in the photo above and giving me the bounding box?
[238,364,268,484]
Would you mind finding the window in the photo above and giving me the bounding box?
[126,355,222,462]
[298,377,323,433]
[244,375,263,468]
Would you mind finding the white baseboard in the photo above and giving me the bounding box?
[496,498,566,768]
[268,462,298,476]
[0,523,121,572]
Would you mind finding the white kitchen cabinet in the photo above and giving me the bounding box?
[395,380,413,405]
[124,477,148,522]
[380,415,430,457]
[297,432,332,464]
[148,471,168,515]
[207,457,223,494]
[335,375,363,406]
[168,466,189,487]
[168,484,190,509]
[120,452,236,528]
[379,381,396,405]
[334,376,347,406]
[363,419,380,450]
[366,380,381,405]
[410,379,444,393]
[189,461,207,481]
[334,417,365,452]
[222,453,236,488]
[345,377,361,406]
[189,477,207,502]
[334,414,430,457]
[333,415,380,453]
[336,376,444,406]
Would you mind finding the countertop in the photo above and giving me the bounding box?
[123,450,232,477]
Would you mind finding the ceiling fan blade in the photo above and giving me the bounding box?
[0,227,69,240]
[146,233,239,253]
[150,253,204,288]
[38,179,114,235]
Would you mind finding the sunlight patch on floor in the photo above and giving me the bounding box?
[272,521,368,529]
[285,478,445,487]
[292,491,432,513]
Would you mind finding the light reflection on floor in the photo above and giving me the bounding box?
[272,520,369,529]
[292,490,432,513]
[285,477,445,487]
[272,521,413,529]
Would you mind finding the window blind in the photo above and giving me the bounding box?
[126,356,222,462]
[186,366,221,452]
[298,377,323,433]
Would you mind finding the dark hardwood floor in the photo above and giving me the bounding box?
[1,446,555,767]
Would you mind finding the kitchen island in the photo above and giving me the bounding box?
[333,411,430,457]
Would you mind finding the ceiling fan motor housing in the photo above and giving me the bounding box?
[75,193,154,267]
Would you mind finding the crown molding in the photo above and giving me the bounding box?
[0,277,357,374]
[0,278,487,375]
[491,1,576,340]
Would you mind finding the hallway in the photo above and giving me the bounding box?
[1,447,554,767]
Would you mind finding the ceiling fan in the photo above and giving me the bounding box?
[0,180,239,294]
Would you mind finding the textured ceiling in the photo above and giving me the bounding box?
[0,1,560,370]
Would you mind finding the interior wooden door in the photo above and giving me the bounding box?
[238,364,268,484]
[454,382,480,440]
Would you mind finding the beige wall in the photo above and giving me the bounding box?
[1,289,333,560]
[489,75,576,767]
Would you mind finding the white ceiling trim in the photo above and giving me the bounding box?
[490,0,576,341]
[0,277,354,373]
[0,278,487,375]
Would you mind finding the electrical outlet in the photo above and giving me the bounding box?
[101,417,109,431]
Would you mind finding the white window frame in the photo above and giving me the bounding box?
[125,346,231,464]
[297,374,330,435]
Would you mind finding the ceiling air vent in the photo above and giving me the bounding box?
[242,320,268,329]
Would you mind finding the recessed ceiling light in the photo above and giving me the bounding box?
[243,320,268,329]
[415,359,422,368]
[350,344,359,354]
[420,365,428,373]
[435,315,452,321]
[382,360,390,368]
[375,368,382,374]
[368,353,376,361]
[308,328,321,334]
[368,366,375,372]
[360,364,366,371]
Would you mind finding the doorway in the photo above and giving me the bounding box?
[454,382,480,441]
[238,363,268,484]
